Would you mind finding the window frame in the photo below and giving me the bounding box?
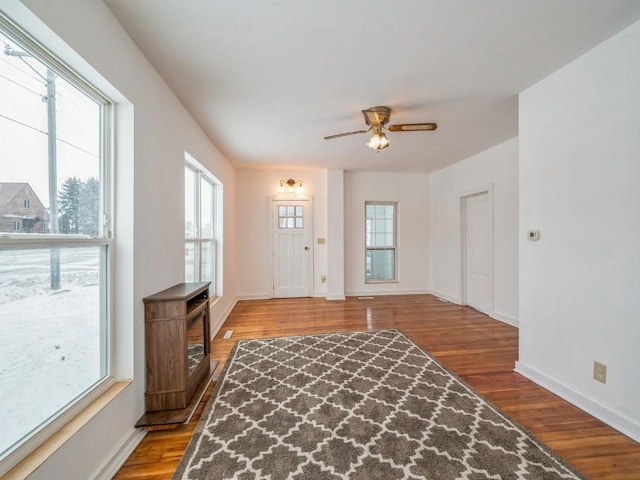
[184,156,218,291]
[0,11,114,475]
[364,201,398,283]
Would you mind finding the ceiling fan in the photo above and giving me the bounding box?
[324,106,437,150]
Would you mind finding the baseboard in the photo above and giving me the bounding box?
[515,361,640,443]
[326,294,346,301]
[236,293,272,301]
[428,290,518,328]
[346,289,430,297]
[94,427,146,480]
[489,311,519,327]
[211,296,238,338]
[428,290,461,304]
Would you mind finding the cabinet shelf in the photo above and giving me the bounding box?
[187,299,208,319]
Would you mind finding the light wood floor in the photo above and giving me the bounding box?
[114,295,640,479]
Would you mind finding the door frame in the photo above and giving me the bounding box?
[269,196,314,298]
[459,184,494,313]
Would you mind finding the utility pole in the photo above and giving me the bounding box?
[4,46,60,289]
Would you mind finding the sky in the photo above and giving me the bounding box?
[0,31,100,209]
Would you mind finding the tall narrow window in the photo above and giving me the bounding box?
[185,159,218,290]
[0,13,112,475]
[365,201,397,282]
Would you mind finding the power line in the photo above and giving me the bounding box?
[0,112,46,134]
[0,113,99,158]
[0,72,43,96]
[1,71,99,120]
[0,54,45,85]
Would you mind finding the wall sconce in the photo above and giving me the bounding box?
[279,178,304,194]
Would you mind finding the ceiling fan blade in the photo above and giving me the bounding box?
[388,123,438,132]
[324,129,370,140]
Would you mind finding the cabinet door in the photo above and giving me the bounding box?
[146,319,186,393]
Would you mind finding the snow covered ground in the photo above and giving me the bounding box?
[0,248,102,456]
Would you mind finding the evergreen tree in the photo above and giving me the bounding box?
[58,176,81,234]
[58,177,100,235]
[79,177,99,235]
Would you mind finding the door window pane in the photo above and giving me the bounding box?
[277,204,303,229]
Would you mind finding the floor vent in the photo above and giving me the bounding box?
[223,330,234,339]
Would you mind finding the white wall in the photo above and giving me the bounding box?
[344,171,430,296]
[326,169,346,300]
[5,1,238,478]
[235,168,328,299]
[518,20,640,441]
[429,138,519,325]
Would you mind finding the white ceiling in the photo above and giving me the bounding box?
[104,0,640,173]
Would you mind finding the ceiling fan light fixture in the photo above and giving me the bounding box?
[366,130,390,150]
[324,106,435,150]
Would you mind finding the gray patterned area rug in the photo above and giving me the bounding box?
[173,330,587,479]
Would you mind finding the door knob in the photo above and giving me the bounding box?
[304,246,309,251]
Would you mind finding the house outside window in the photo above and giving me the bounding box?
[1,183,49,234]
[185,156,220,292]
[0,14,113,475]
[365,201,397,282]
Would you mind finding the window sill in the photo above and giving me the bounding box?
[4,380,131,480]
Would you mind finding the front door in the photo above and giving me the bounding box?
[272,200,312,298]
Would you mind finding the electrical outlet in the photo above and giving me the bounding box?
[593,361,607,384]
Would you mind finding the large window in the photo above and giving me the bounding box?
[365,201,397,282]
[185,158,218,290]
[0,14,112,474]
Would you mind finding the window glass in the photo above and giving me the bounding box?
[184,158,218,287]
[0,18,111,471]
[365,202,397,282]
[184,242,196,282]
[185,167,196,238]
[0,246,105,452]
[200,240,214,282]
[200,178,213,238]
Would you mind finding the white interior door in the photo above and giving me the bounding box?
[463,191,492,313]
[273,200,312,298]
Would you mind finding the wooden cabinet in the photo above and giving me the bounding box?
[143,282,211,412]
